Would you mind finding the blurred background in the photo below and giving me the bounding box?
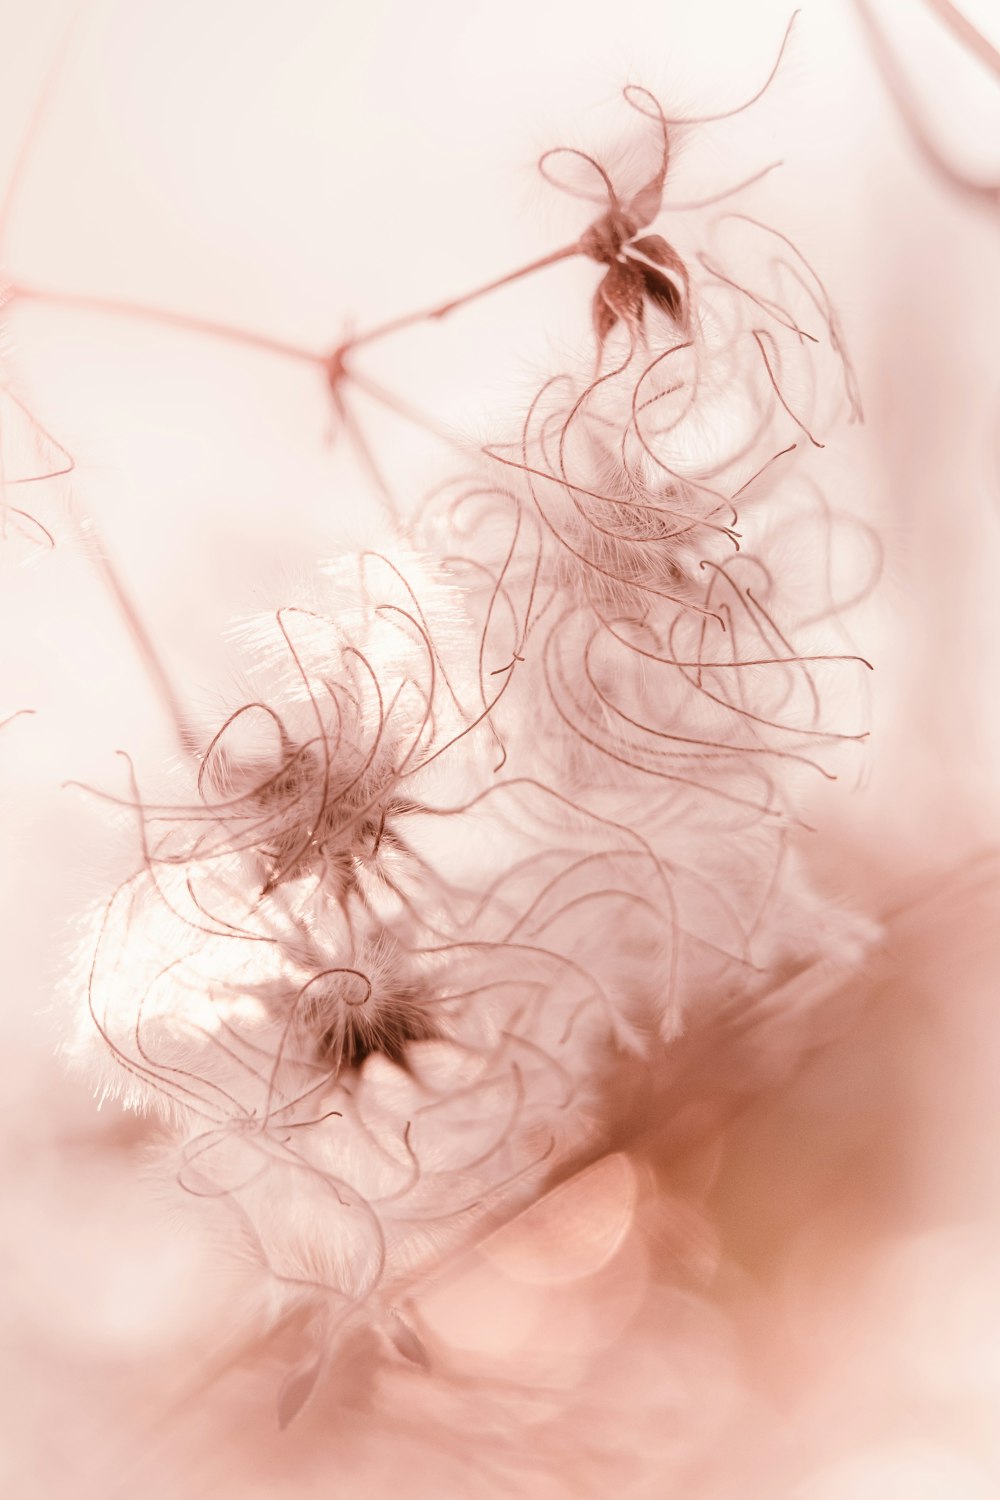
[1,0,1000,1494]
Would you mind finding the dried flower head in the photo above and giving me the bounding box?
[58,51,879,1427]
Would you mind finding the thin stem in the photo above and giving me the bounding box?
[348,369,465,449]
[331,384,400,523]
[74,508,200,758]
[8,282,323,367]
[8,242,585,382]
[335,242,582,356]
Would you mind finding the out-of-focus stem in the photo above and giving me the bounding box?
[924,0,1000,82]
[73,507,200,759]
[853,0,1000,211]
